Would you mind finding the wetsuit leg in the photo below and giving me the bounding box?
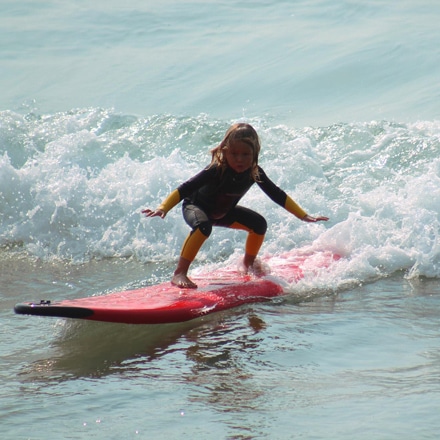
[180,204,212,261]
[214,206,267,257]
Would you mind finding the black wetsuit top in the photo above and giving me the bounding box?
[177,165,289,220]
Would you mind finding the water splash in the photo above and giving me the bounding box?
[1,109,439,285]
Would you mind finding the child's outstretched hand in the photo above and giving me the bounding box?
[302,214,329,223]
[142,208,166,219]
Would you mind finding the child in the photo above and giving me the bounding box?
[143,123,329,288]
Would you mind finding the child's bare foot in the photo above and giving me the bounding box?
[248,259,266,276]
[240,255,268,277]
[171,273,198,289]
[172,257,197,288]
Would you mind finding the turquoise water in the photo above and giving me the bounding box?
[1,1,440,439]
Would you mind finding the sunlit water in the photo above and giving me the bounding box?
[2,1,440,438]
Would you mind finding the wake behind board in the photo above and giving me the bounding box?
[14,250,339,325]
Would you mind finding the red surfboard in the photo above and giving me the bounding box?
[14,250,339,325]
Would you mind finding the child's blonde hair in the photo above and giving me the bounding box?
[210,123,261,181]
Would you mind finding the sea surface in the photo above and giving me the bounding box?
[1,1,440,439]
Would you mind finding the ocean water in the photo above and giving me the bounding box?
[1,1,440,439]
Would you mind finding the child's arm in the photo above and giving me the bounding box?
[143,166,215,219]
[284,195,329,222]
[257,167,329,223]
[142,189,181,219]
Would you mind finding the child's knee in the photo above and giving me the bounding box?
[254,215,267,235]
[197,221,212,237]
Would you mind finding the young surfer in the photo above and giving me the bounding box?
[143,123,329,288]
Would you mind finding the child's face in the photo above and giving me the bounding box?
[225,140,254,173]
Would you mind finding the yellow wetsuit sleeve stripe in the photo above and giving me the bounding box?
[157,189,181,213]
[284,195,307,219]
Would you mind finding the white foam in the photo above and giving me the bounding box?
[1,111,439,286]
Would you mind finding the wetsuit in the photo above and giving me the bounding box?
[157,164,307,261]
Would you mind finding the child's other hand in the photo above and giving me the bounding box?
[302,214,329,223]
[142,208,166,219]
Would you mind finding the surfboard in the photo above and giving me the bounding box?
[14,250,339,325]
